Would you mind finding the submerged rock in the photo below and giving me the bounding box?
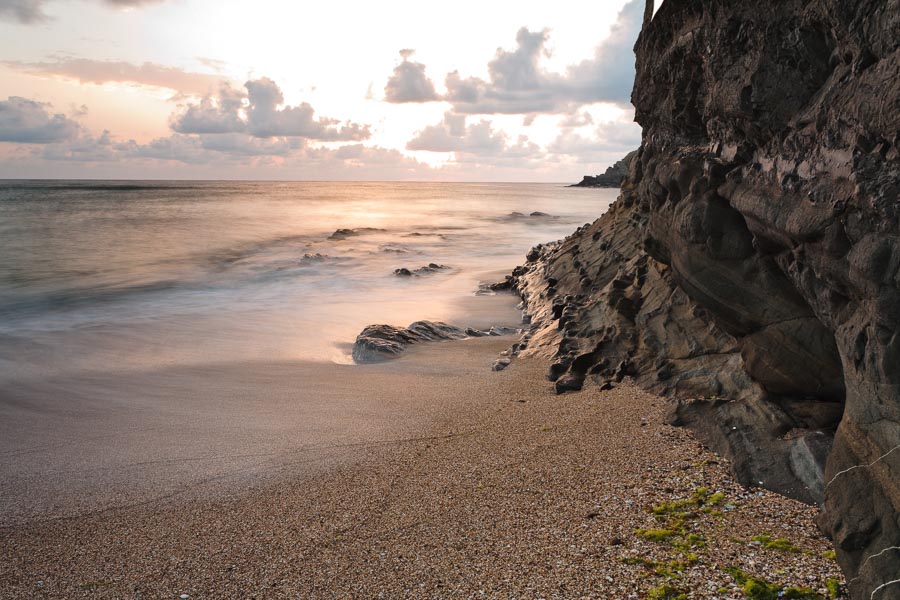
[393,263,449,277]
[299,253,351,266]
[328,227,386,240]
[506,211,558,221]
[505,0,899,593]
[299,253,329,264]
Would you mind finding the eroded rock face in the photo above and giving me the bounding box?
[509,1,898,595]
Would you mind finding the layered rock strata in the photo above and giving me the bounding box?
[508,1,899,595]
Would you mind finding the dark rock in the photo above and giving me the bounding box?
[351,321,467,363]
[393,264,450,277]
[416,263,448,274]
[505,0,899,593]
[328,227,386,240]
[299,253,328,264]
[554,372,584,394]
[492,358,512,371]
[570,150,638,188]
[488,326,518,336]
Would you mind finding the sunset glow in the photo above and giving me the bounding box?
[0,0,642,180]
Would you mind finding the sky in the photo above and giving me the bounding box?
[0,0,648,181]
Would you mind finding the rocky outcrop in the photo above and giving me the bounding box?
[352,321,518,363]
[352,321,468,362]
[509,1,899,596]
[570,150,638,187]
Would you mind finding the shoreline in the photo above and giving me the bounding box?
[0,335,843,597]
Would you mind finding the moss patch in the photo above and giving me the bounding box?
[751,534,802,553]
[726,566,819,600]
[647,584,688,600]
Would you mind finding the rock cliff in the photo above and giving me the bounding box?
[509,1,899,596]
[570,150,639,187]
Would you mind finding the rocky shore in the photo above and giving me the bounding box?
[503,1,899,596]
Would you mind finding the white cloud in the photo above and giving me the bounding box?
[383,49,439,103]
[547,117,641,162]
[0,96,82,143]
[385,0,642,115]
[170,78,371,141]
[406,112,544,164]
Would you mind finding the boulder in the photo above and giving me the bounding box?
[352,321,467,363]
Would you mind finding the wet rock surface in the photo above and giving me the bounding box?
[508,1,899,595]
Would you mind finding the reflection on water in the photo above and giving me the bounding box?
[0,181,617,379]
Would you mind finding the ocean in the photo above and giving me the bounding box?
[0,181,617,382]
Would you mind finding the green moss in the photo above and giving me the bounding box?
[826,577,842,598]
[647,584,688,600]
[651,488,726,523]
[751,534,802,553]
[672,533,706,553]
[725,567,819,600]
[823,549,837,560]
[636,528,679,542]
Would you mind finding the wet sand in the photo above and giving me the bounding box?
[0,337,842,598]
[0,337,516,526]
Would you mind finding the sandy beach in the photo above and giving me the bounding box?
[0,336,843,598]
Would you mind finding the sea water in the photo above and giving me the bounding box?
[0,181,617,381]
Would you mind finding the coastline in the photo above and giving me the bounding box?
[0,335,843,598]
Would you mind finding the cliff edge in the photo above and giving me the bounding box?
[508,1,899,596]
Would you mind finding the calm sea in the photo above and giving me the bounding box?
[0,181,617,381]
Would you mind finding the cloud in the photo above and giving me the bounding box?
[170,78,370,141]
[170,84,246,134]
[389,0,642,115]
[0,0,47,23]
[407,112,540,158]
[0,96,82,143]
[123,132,297,163]
[41,129,118,161]
[547,117,641,162]
[0,0,168,23]
[3,58,232,97]
[384,49,439,103]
